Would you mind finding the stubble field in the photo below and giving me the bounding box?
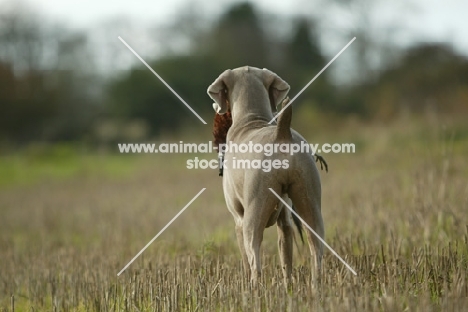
[1,116,467,311]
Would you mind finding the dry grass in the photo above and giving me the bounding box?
[0,117,467,311]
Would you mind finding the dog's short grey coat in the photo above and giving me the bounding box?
[208,66,324,284]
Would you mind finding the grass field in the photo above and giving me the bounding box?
[1,116,467,311]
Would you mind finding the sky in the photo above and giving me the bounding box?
[1,0,467,78]
[1,0,467,46]
[1,0,465,48]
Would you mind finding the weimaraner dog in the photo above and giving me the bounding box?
[208,66,324,284]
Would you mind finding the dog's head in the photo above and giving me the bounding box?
[207,66,290,116]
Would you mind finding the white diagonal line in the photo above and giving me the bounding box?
[118,36,207,125]
[117,188,206,276]
[269,37,356,124]
[269,188,357,276]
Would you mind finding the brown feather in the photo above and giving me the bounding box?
[212,104,232,148]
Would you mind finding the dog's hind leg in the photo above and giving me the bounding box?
[242,189,278,284]
[276,201,293,285]
[243,186,286,284]
[226,197,250,279]
[242,212,264,284]
[235,221,250,278]
[288,181,324,281]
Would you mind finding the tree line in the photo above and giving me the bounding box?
[1,2,467,145]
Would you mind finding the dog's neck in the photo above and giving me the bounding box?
[230,88,274,129]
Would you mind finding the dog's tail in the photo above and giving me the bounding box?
[275,97,292,142]
[276,99,301,241]
[291,204,304,243]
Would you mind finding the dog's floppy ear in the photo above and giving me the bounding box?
[208,70,232,115]
[263,68,290,113]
